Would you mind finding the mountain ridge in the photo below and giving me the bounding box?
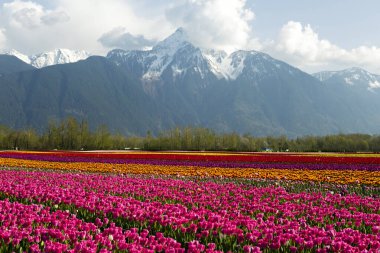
[1,28,380,137]
[313,67,380,91]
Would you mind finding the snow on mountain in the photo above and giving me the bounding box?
[217,51,247,80]
[313,67,380,90]
[200,49,228,79]
[202,49,263,80]
[30,49,90,68]
[4,49,90,68]
[202,49,250,80]
[142,28,192,81]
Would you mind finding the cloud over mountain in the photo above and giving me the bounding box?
[98,27,156,50]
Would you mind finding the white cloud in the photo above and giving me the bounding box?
[275,21,345,62]
[98,27,156,50]
[0,0,161,54]
[0,0,74,53]
[2,0,69,29]
[40,10,70,25]
[270,21,380,73]
[3,0,43,29]
[165,0,257,53]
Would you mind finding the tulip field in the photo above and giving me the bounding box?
[0,151,379,252]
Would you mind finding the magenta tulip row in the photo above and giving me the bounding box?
[0,198,196,253]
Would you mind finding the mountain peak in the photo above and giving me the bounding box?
[172,27,186,37]
[4,49,91,68]
[340,67,380,88]
[32,49,90,68]
[153,27,190,52]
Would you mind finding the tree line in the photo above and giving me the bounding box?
[1,117,380,152]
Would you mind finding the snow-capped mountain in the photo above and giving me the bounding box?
[313,67,380,91]
[107,28,298,83]
[106,28,343,136]
[4,49,90,68]
[201,49,290,80]
[107,28,212,82]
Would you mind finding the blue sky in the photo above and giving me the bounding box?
[0,0,379,74]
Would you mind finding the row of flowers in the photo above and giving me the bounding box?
[0,198,190,253]
[0,169,379,252]
[3,151,380,164]
[0,157,379,185]
[1,152,380,171]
